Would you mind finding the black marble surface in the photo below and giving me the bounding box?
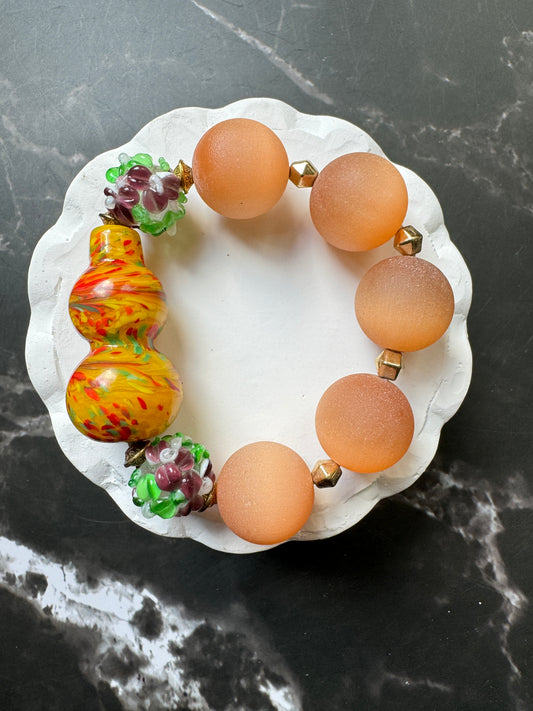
[2,1,532,709]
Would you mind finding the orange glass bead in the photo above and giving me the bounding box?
[355,256,454,351]
[66,225,182,442]
[216,441,315,545]
[315,373,414,473]
[309,152,408,251]
[192,118,289,219]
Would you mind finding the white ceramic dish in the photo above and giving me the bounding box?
[26,98,472,553]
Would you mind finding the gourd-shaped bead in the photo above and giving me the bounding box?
[66,225,183,442]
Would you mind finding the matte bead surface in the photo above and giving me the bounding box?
[315,373,414,473]
[309,153,408,251]
[217,441,314,545]
[192,118,289,219]
[355,256,454,351]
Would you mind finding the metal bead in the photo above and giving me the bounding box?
[99,212,122,226]
[124,439,151,468]
[394,225,423,256]
[376,349,403,380]
[289,160,319,188]
[199,482,217,511]
[174,159,194,194]
[311,459,343,488]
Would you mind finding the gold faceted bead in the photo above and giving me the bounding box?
[174,159,194,193]
[200,482,217,511]
[99,212,122,226]
[289,160,319,188]
[376,349,403,380]
[311,459,343,488]
[124,439,150,468]
[394,225,423,256]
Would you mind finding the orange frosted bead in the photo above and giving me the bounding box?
[309,152,408,251]
[355,256,454,351]
[217,441,315,545]
[315,373,414,473]
[192,118,289,219]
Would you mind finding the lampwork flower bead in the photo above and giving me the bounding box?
[128,433,214,519]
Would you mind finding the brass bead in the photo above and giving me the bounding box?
[174,159,194,194]
[289,160,319,188]
[311,459,343,488]
[376,349,403,380]
[199,482,217,511]
[99,212,122,226]
[124,440,151,468]
[394,225,423,256]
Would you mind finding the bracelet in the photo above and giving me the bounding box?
[65,117,454,547]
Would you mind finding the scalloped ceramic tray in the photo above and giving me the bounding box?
[26,98,472,553]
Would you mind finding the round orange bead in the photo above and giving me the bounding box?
[355,256,454,351]
[216,441,314,545]
[192,118,289,219]
[309,152,408,251]
[315,373,414,473]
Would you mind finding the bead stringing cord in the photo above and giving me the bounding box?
[65,115,455,547]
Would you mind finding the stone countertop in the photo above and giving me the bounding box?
[2,1,532,709]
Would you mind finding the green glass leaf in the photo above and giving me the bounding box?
[170,490,186,505]
[146,475,161,501]
[150,499,177,519]
[141,220,166,236]
[105,166,120,184]
[159,157,170,171]
[132,496,144,507]
[162,210,178,230]
[132,153,154,168]
[128,468,142,488]
[135,475,150,500]
[131,204,149,222]
[191,443,208,464]
[178,192,188,204]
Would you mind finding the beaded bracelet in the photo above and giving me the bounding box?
[65,117,454,546]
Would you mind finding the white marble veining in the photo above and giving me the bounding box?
[0,536,302,710]
[399,464,531,708]
[2,1,532,707]
[190,1,335,105]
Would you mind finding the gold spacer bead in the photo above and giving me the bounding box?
[394,225,423,256]
[124,439,151,468]
[99,212,122,226]
[289,160,319,188]
[311,459,343,488]
[199,482,217,511]
[174,159,194,194]
[376,349,403,380]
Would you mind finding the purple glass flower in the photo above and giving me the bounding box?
[104,164,182,227]
[154,447,195,492]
